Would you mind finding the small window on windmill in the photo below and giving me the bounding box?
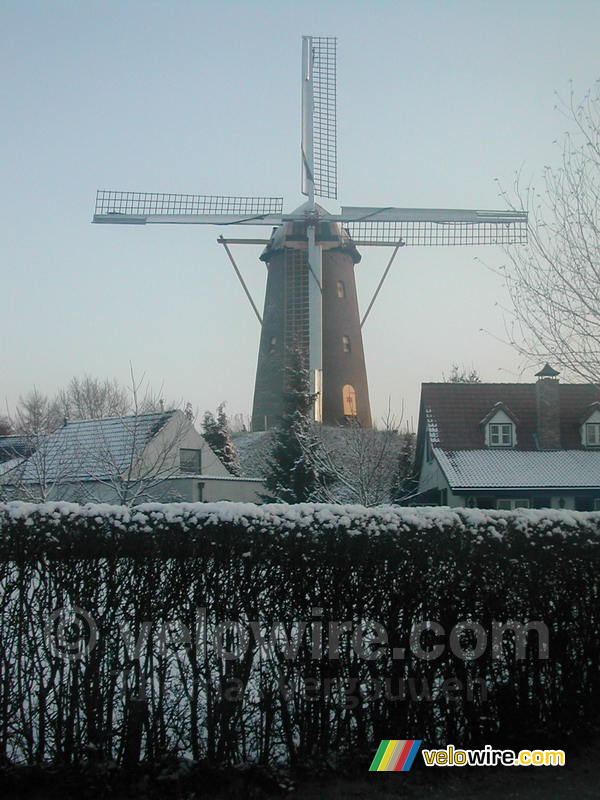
[343,384,357,416]
[342,335,351,353]
[180,449,202,474]
[269,337,277,355]
[337,281,346,299]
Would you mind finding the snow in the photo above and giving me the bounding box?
[1,500,599,544]
[435,447,600,489]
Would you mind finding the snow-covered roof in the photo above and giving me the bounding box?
[165,474,264,484]
[0,434,32,462]
[435,447,600,490]
[15,412,176,483]
[0,457,24,477]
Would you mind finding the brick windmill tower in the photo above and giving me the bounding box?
[93,36,527,431]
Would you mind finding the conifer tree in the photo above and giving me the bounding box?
[201,402,241,476]
[263,350,330,502]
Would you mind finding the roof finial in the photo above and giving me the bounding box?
[535,363,560,379]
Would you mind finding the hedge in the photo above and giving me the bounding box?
[0,501,599,768]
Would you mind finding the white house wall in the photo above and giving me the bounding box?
[32,475,265,505]
[133,410,232,480]
[417,447,462,506]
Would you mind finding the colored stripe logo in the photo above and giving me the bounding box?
[369,739,422,772]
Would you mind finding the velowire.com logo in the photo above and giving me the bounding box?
[369,739,422,772]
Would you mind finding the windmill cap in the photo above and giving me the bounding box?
[535,363,560,378]
[260,201,361,263]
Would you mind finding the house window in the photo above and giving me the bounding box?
[497,499,530,511]
[342,335,351,353]
[343,384,357,416]
[490,423,513,447]
[180,448,201,474]
[585,423,600,446]
[337,280,346,299]
[268,336,277,354]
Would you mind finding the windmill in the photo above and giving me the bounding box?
[93,36,527,431]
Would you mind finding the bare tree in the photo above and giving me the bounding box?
[309,413,414,507]
[0,417,12,436]
[13,389,61,435]
[54,375,130,420]
[2,372,197,505]
[444,364,481,383]
[499,80,600,383]
[85,410,198,505]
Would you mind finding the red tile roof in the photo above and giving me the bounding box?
[420,382,600,450]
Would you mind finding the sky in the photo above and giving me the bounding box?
[2,0,600,430]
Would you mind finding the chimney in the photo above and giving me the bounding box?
[535,364,560,449]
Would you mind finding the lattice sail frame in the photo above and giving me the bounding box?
[95,191,283,217]
[345,219,528,246]
[311,37,337,200]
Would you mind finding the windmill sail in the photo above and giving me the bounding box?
[93,190,284,226]
[339,206,528,246]
[93,35,528,431]
[302,36,337,201]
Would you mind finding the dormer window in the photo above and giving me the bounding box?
[581,405,600,447]
[480,402,518,448]
[585,422,600,446]
[490,423,513,447]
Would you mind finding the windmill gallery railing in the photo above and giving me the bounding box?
[0,502,598,771]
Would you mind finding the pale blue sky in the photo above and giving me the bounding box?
[2,0,600,428]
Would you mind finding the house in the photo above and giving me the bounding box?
[0,434,33,480]
[0,410,265,504]
[414,366,600,510]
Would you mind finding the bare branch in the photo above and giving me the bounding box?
[500,80,600,384]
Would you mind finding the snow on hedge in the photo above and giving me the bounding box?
[1,500,600,544]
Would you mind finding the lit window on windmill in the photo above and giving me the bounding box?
[342,336,351,353]
[269,337,277,354]
[337,280,346,299]
[343,385,357,416]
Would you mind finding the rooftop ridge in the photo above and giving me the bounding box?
[63,409,177,426]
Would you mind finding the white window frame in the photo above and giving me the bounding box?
[585,422,600,446]
[489,423,513,447]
